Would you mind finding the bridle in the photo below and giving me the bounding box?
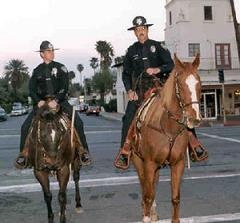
[167,71,200,126]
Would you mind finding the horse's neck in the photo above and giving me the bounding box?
[161,73,181,116]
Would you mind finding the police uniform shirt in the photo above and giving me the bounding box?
[29,61,69,105]
[122,39,174,92]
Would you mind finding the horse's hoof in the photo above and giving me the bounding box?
[142,216,151,223]
[151,213,159,221]
[75,207,84,214]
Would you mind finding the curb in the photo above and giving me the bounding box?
[100,112,123,122]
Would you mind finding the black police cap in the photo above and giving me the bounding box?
[36,40,59,52]
[127,16,153,31]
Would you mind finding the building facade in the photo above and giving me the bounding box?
[114,64,128,113]
[165,0,240,119]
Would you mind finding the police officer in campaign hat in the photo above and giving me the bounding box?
[15,40,91,168]
[114,16,174,168]
[115,16,208,169]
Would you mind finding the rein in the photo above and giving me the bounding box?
[146,70,200,163]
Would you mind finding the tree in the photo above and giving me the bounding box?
[92,70,113,103]
[77,64,84,86]
[68,71,76,80]
[95,41,114,70]
[4,59,29,96]
[89,57,99,74]
[230,0,240,63]
[114,56,125,65]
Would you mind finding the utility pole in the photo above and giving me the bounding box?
[83,76,87,103]
[218,69,226,124]
[230,0,240,63]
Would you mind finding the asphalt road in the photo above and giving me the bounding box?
[0,113,240,223]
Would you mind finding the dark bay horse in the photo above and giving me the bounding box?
[26,102,83,223]
[130,54,202,223]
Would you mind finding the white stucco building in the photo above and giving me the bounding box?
[114,64,128,113]
[165,0,240,119]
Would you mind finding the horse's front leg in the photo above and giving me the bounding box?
[170,158,185,223]
[150,168,160,221]
[72,157,83,213]
[57,165,70,223]
[34,170,54,223]
[142,161,158,223]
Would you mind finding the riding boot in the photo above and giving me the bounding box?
[15,147,29,169]
[114,142,131,170]
[81,149,91,166]
[73,129,92,166]
[188,130,208,162]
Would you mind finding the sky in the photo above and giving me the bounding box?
[0,0,240,84]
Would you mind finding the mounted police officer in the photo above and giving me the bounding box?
[15,40,91,168]
[115,16,208,169]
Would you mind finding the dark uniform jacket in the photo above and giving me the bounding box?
[29,61,69,106]
[122,39,174,95]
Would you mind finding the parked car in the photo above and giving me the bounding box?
[86,105,100,116]
[0,107,7,121]
[10,102,27,116]
[76,103,88,113]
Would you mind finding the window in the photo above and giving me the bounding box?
[169,11,172,25]
[188,43,200,57]
[215,44,231,69]
[204,6,213,20]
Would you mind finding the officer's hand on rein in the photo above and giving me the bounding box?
[38,100,45,108]
[128,90,138,101]
[146,68,161,76]
[48,100,58,109]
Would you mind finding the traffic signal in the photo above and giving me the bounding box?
[218,69,225,83]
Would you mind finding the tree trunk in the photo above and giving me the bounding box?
[230,0,240,64]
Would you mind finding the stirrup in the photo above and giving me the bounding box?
[80,153,92,166]
[114,151,131,170]
[14,154,28,169]
[189,144,208,162]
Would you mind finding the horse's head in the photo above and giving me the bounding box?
[33,101,69,168]
[174,53,202,128]
[36,100,60,121]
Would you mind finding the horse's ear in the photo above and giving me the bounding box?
[174,53,184,69]
[192,53,200,69]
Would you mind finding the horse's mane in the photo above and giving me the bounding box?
[160,68,176,108]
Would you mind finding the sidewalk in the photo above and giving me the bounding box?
[101,112,240,127]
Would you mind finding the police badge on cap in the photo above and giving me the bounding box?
[128,16,153,31]
[35,40,60,52]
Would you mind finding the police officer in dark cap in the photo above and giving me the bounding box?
[115,16,208,169]
[114,16,174,169]
[15,40,91,168]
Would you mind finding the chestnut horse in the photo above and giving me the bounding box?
[26,103,83,223]
[130,54,201,223]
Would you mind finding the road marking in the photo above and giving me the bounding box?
[0,172,240,193]
[0,130,121,138]
[199,132,240,143]
[130,212,240,223]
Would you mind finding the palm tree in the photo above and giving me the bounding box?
[77,64,84,86]
[4,59,29,95]
[89,57,99,74]
[114,56,125,65]
[230,0,240,63]
[95,41,114,70]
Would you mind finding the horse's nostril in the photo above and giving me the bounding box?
[193,119,201,126]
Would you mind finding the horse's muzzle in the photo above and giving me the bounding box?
[187,117,201,129]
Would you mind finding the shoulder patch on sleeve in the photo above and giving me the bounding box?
[160,43,168,50]
[61,66,68,73]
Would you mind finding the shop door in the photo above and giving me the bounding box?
[200,92,217,119]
